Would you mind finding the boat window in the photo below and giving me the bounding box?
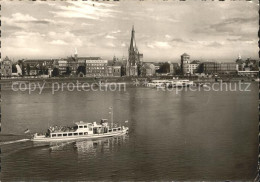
[63,133,67,136]
[113,129,117,131]
[52,134,56,137]
[108,129,112,132]
[84,125,87,128]
[79,132,83,135]
[84,132,88,135]
[68,133,72,136]
[74,133,78,136]
[118,128,121,131]
[58,134,62,137]
[79,126,83,128]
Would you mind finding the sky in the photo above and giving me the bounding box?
[2,0,259,62]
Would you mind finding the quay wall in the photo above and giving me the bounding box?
[0,75,255,90]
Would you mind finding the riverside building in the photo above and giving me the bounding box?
[199,62,238,75]
[0,56,12,77]
[85,58,108,77]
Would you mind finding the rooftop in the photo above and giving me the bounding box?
[78,57,102,60]
[190,60,200,64]
[181,53,190,56]
[24,59,56,62]
[107,60,123,66]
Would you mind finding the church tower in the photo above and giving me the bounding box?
[126,26,142,76]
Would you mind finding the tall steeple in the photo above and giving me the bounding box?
[74,48,78,62]
[126,25,142,76]
[128,25,138,66]
[129,26,135,53]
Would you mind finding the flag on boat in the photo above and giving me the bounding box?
[125,120,128,123]
[24,129,30,134]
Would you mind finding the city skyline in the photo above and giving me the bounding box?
[2,0,259,62]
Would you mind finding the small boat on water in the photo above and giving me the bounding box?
[32,120,129,142]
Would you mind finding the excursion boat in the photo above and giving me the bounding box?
[146,79,194,88]
[146,80,172,88]
[32,120,129,142]
[32,107,129,142]
[170,79,194,87]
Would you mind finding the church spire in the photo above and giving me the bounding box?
[126,25,142,76]
[129,25,135,52]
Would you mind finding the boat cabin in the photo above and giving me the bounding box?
[47,119,123,138]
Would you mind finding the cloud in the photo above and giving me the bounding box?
[11,13,37,22]
[144,14,179,23]
[171,38,187,43]
[155,42,171,48]
[106,43,116,48]
[105,35,116,39]
[2,31,47,57]
[111,30,121,34]
[2,12,69,36]
[147,43,155,49]
[167,18,179,23]
[48,31,83,47]
[81,23,93,26]
[147,41,172,49]
[3,13,53,25]
[51,1,118,20]
[165,34,171,39]
[212,17,258,28]
[207,41,223,47]
[146,8,154,12]
[194,16,258,36]
[13,31,46,39]
[50,40,68,45]
[226,37,256,43]
[1,0,258,61]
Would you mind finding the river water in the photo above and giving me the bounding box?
[0,83,258,180]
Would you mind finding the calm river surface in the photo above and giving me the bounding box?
[0,83,258,181]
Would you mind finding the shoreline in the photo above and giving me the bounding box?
[0,76,256,91]
[0,75,255,83]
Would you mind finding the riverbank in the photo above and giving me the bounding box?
[0,76,256,90]
[0,75,256,82]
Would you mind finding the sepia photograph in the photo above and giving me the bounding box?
[0,0,259,181]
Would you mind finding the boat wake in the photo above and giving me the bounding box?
[0,139,30,146]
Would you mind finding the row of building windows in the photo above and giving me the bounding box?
[86,70,106,73]
[86,67,105,70]
[108,69,120,73]
[86,63,106,66]
[59,64,68,67]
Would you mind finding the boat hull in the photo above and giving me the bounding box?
[31,129,128,142]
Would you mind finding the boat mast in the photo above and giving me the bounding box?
[109,106,113,128]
